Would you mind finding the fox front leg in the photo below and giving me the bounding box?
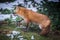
[24,19,30,31]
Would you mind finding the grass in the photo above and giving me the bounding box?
[0,24,60,40]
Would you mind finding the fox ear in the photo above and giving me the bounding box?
[15,6,21,11]
[16,6,19,9]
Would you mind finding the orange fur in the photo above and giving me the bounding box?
[15,6,51,35]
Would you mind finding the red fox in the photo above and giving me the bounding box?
[14,6,51,35]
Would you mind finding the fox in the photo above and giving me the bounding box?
[14,6,51,35]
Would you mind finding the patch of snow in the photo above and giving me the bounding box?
[11,31,20,35]
[0,14,10,21]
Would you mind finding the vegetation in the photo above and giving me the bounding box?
[1,9,11,14]
[0,34,10,40]
[0,0,16,3]
[0,25,60,40]
[4,18,12,25]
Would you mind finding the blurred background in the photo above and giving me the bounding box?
[0,0,60,40]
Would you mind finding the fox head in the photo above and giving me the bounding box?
[14,6,27,18]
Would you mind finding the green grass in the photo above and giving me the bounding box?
[0,24,60,40]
